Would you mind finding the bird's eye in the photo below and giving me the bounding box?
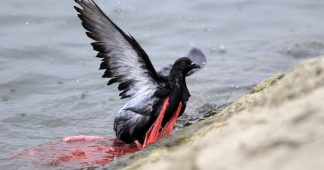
[181,61,187,65]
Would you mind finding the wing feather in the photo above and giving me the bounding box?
[75,0,161,99]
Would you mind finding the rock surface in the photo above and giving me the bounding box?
[103,56,324,170]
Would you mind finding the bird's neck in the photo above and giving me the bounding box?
[168,71,185,90]
[167,70,190,102]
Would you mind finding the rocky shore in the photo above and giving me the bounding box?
[103,56,324,170]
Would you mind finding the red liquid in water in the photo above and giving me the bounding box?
[14,136,140,169]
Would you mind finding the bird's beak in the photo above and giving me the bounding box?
[190,63,201,69]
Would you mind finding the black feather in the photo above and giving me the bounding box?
[96,52,105,58]
[102,70,113,78]
[119,90,128,97]
[107,77,118,85]
[118,81,132,91]
[99,61,107,70]
[91,42,107,52]
[86,31,98,40]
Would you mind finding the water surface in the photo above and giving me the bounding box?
[1,0,324,169]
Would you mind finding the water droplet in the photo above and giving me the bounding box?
[203,28,211,32]
[219,45,226,54]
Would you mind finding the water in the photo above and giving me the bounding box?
[1,0,324,169]
[14,137,139,169]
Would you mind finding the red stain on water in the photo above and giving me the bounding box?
[14,136,140,169]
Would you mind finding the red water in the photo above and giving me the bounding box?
[14,136,139,169]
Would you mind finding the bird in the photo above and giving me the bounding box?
[74,0,206,148]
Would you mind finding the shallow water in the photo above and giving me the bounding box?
[1,0,324,169]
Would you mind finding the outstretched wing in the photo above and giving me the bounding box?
[74,0,161,99]
[158,48,206,77]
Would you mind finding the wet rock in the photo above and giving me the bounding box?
[104,56,324,170]
[175,103,229,129]
[250,73,283,94]
[197,103,228,118]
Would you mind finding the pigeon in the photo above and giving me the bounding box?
[74,0,206,148]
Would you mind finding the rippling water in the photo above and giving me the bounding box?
[1,0,324,169]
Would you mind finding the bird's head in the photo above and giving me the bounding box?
[172,57,200,75]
